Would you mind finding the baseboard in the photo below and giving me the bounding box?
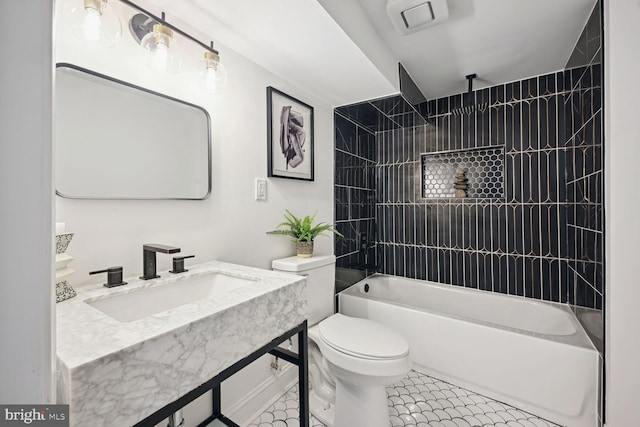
[225,363,297,426]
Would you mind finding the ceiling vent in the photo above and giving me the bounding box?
[387,0,449,35]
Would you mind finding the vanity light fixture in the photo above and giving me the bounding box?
[201,42,228,92]
[138,14,182,72]
[65,0,122,47]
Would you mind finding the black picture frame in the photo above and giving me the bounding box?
[267,86,314,181]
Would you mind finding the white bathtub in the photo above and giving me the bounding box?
[338,274,600,427]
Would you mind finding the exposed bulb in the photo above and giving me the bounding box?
[66,0,121,47]
[81,7,102,42]
[200,50,228,93]
[205,67,218,92]
[152,42,170,71]
[140,24,181,73]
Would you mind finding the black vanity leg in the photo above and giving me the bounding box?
[212,384,221,417]
[298,321,309,427]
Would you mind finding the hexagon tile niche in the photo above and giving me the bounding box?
[422,146,505,199]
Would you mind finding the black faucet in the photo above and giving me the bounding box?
[140,243,181,280]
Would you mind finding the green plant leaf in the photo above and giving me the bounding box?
[266,210,344,242]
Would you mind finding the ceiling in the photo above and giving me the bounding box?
[141,0,597,106]
[323,0,598,99]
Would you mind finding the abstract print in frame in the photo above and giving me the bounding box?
[267,86,314,181]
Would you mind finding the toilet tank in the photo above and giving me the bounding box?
[272,255,336,326]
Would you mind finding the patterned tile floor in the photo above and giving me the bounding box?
[247,370,561,427]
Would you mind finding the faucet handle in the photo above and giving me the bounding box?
[170,255,195,274]
[90,266,127,288]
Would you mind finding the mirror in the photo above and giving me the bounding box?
[55,64,211,199]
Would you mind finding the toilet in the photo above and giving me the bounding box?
[272,255,410,427]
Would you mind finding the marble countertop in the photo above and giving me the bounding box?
[56,260,307,426]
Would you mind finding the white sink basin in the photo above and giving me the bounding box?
[86,272,257,322]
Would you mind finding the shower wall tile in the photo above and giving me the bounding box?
[334,3,603,311]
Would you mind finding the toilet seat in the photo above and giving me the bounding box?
[318,313,409,360]
[310,314,411,378]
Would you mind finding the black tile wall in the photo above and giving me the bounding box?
[334,5,603,311]
[564,2,604,313]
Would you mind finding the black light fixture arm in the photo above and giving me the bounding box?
[119,0,219,55]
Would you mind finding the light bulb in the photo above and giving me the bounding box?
[66,0,122,47]
[81,7,102,42]
[200,50,228,93]
[152,43,170,71]
[140,24,181,73]
[205,67,218,92]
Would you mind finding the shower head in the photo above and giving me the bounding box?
[451,74,488,115]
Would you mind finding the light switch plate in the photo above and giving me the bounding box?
[255,178,267,200]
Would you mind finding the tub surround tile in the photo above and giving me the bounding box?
[56,261,306,427]
[335,62,603,310]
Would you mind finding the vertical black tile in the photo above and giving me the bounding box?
[539,72,556,96]
[451,250,464,286]
[403,204,414,245]
[538,150,550,203]
[512,153,523,202]
[462,110,476,150]
[405,246,416,279]
[505,153,516,203]
[477,96,490,147]
[427,248,438,282]
[476,252,489,292]
[467,203,479,250]
[525,205,542,256]
[505,103,521,152]
[494,253,509,294]
[558,204,568,259]
[506,81,521,102]
[436,96,450,115]
[450,112,462,151]
[490,84,505,106]
[490,105,506,147]
[438,249,451,284]
[506,255,518,295]
[517,153,534,203]
[546,150,566,202]
[495,203,507,253]
[425,204,438,247]
[482,203,493,252]
[415,204,426,246]
[438,203,451,248]
[464,251,478,289]
[394,244,404,277]
[395,205,405,244]
[452,203,464,249]
[514,256,525,296]
[415,246,426,280]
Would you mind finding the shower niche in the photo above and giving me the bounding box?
[421,146,504,199]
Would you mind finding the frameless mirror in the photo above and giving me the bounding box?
[55,63,211,199]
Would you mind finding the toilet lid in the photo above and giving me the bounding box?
[318,314,409,360]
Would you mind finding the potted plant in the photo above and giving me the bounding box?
[267,210,343,257]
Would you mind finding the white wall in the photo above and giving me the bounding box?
[604,0,640,425]
[0,0,55,403]
[55,1,334,424]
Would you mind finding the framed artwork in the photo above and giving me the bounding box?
[267,86,314,181]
